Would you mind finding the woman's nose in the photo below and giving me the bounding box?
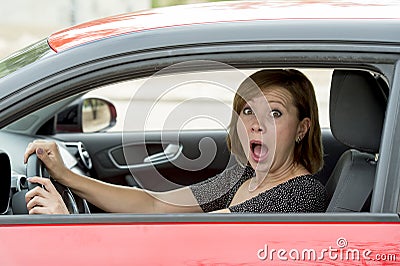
[251,120,264,132]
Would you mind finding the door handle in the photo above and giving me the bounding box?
[143,144,181,164]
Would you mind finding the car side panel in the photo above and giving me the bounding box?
[0,220,398,265]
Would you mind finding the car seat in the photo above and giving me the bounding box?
[325,69,387,212]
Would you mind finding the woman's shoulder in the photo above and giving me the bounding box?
[190,163,254,212]
[287,174,323,185]
[287,174,325,188]
[282,174,328,210]
[209,163,254,183]
[190,163,253,193]
[281,174,326,195]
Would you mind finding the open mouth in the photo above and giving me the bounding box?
[250,140,268,162]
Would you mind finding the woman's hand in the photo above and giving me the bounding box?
[24,140,69,183]
[25,177,69,214]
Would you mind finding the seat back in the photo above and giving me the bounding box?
[326,70,387,212]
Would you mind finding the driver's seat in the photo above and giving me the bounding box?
[325,70,387,212]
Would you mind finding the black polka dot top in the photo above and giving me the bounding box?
[190,164,327,213]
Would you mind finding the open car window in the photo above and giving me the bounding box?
[84,68,332,132]
[3,64,385,214]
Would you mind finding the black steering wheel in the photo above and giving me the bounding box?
[26,154,79,214]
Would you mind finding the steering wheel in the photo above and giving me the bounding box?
[26,154,79,214]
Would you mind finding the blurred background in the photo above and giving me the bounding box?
[0,0,225,59]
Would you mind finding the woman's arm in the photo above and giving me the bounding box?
[24,140,202,214]
[59,169,202,213]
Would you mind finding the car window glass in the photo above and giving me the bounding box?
[85,68,332,132]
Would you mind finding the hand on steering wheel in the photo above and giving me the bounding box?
[25,154,79,214]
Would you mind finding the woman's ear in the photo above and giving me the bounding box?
[297,117,311,140]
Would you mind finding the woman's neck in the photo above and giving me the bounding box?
[254,161,309,191]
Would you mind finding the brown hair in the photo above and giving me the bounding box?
[227,69,323,174]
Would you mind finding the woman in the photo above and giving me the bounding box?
[24,69,327,214]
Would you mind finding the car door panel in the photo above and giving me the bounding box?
[54,130,233,191]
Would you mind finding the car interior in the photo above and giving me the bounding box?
[0,67,389,215]
[325,70,387,212]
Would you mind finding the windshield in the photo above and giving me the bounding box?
[0,39,53,79]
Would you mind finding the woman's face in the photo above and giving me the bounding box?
[237,86,307,174]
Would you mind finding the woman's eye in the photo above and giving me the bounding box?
[243,107,253,115]
[270,110,282,118]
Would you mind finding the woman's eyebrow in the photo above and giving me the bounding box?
[268,99,286,107]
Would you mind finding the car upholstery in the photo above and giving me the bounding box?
[326,69,388,212]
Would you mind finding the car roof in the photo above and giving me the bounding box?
[48,0,400,53]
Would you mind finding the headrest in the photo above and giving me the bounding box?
[330,70,387,154]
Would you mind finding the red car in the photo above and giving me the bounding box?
[0,1,399,264]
